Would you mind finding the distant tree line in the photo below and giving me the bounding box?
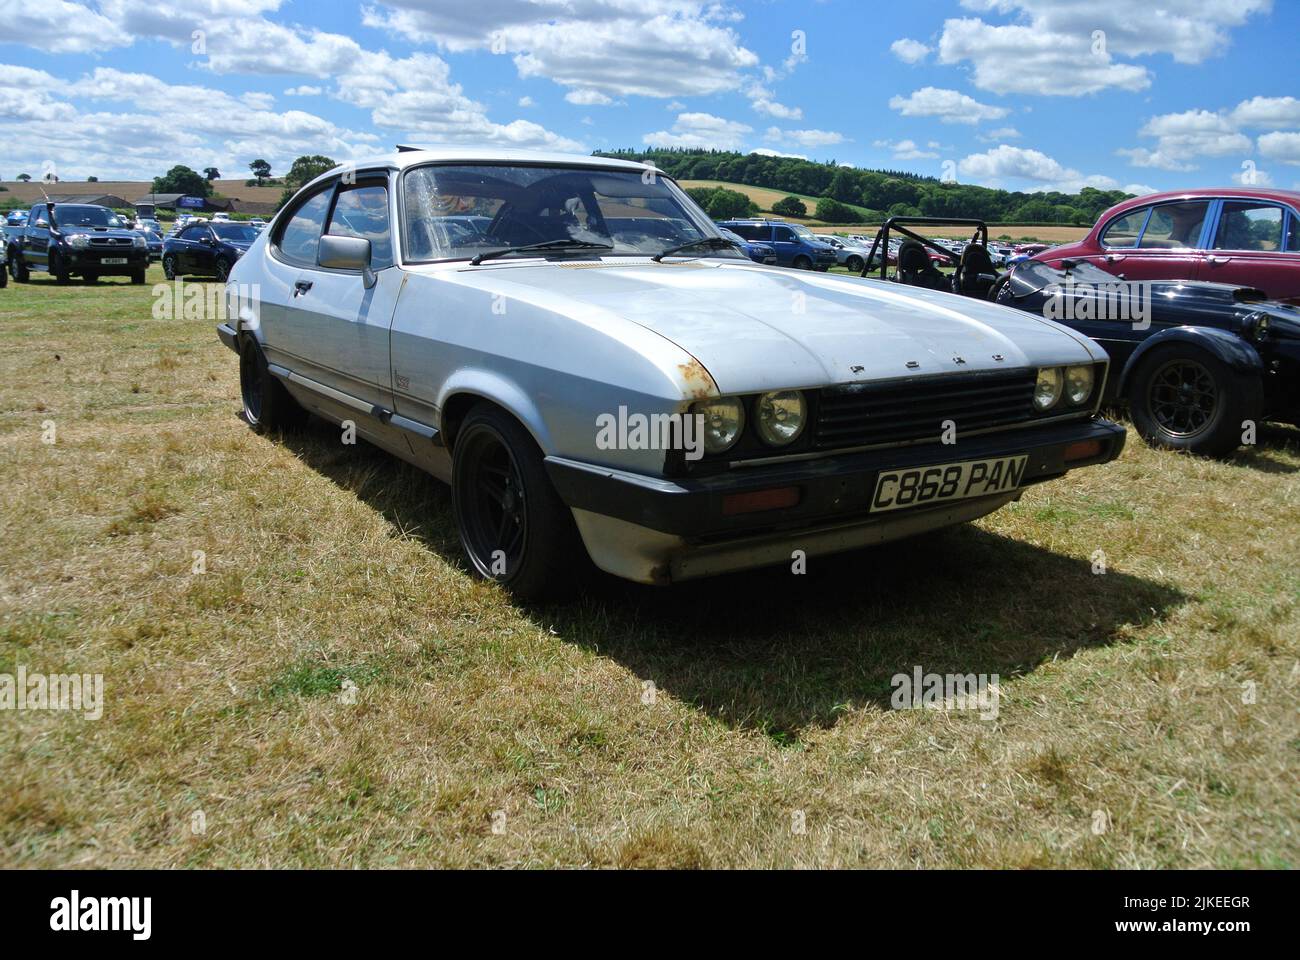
[598,148,1134,225]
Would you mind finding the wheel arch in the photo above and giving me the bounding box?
[437,373,552,455]
[1117,326,1264,397]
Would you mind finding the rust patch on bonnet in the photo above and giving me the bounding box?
[677,357,719,400]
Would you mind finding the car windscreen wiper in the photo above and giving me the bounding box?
[652,235,742,262]
[470,239,614,265]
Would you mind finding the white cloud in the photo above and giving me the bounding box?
[1119,109,1253,171]
[363,1,759,100]
[958,144,1120,192]
[518,95,535,107]
[979,126,1021,142]
[875,139,939,161]
[890,38,931,64]
[751,97,802,120]
[644,112,752,149]
[0,0,132,52]
[938,17,1150,96]
[765,127,847,148]
[939,1,1268,96]
[284,85,323,96]
[888,87,1009,125]
[1230,96,1300,129]
[1258,131,1300,166]
[565,89,613,106]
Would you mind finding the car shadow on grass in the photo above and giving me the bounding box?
[276,415,1188,741]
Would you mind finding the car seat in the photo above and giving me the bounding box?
[954,244,1000,299]
[894,239,948,290]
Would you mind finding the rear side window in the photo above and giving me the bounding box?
[728,224,760,241]
[277,187,333,265]
[326,182,393,268]
[1138,201,1210,249]
[1213,201,1285,251]
[774,226,797,242]
[1101,208,1149,248]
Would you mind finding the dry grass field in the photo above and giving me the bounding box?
[1,269,1297,868]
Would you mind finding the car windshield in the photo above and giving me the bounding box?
[402,164,733,261]
[211,223,259,242]
[790,224,818,241]
[54,206,115,228]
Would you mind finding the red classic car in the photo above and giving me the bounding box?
[1035,188,1300,305]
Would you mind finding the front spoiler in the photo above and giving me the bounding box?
[546,417,1126,540]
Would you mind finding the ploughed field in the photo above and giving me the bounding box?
[0,268,1296,868]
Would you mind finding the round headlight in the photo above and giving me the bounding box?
[67,234,90,249]
[756,390,806,446]
[1033,367,1063,411]
[1065,364,1094,405]
[692,397,745,454]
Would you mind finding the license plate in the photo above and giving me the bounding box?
[870,455,1027,513]
[101,258,128,265]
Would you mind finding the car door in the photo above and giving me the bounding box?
[26,204,50,270]
[1110,200,1212,282]
[262,175,407,446]
[771,224,800,265]
[1198,199,1300,304]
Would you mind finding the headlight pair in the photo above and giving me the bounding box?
[692,390,807,454]
[1034,365,1095,411]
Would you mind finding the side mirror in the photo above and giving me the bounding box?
[35,219,49,228]
[318,234,376,288]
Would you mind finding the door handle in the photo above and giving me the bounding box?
[293,279,313,296]
[1105,254,1126,263]
[1207,255,1231,266]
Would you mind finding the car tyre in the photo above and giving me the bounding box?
[50,250,70,284]
[846,255,864,273]
[451,404,589,601]
[131,269,146,285]
[215,258,232,283]
[239,337,305,434]
[84,272,99,284]
[792,255,812,270]
[162,254,178,280]
[0,264,7,288]
[1129,345,1262,458]
[12,254,29,283]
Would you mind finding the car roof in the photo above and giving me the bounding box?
[302,147,661,192]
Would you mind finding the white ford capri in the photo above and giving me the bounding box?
[218,147,1124,599]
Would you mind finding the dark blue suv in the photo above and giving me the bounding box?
[717,218,837,271]
[10,203,149,284]
[163,221,260,282]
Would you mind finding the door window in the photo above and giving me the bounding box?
[1137,201,1210,249]
[774,226,797,243]
[276,187,333,266]
[1213,202,1285,251]
[326,182,393,268]
[1100,208,1149,248]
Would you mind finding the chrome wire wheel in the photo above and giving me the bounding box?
[1148,358,1217,439]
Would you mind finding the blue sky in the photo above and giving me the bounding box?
[2,0,1297,194]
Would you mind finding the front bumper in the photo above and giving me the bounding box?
[66,249,148,274]
[546,417,1126,583]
